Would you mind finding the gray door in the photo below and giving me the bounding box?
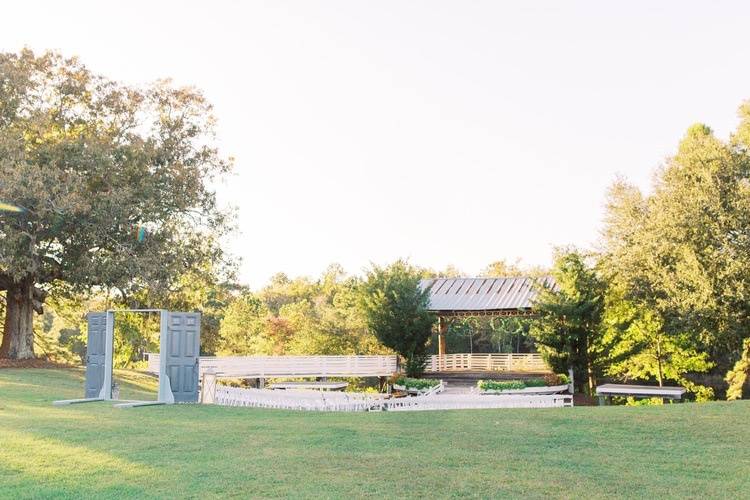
[165,312,201,402]
[85,312,107,398]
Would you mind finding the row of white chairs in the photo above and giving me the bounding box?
[386,393,572,411]
[214,386,388,412]
[213,385,571,412]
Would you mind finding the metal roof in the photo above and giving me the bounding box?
[420,276,555,315]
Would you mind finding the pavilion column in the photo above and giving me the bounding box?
[438,316,447,370]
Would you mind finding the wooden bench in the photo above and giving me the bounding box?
[595,384,686,405]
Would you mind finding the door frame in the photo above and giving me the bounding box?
[99,309,175,403]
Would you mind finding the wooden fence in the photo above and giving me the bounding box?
[146,354,398,378]
[425,353,549,372]
[146,352,548,379]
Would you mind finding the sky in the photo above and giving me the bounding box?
[3,1,750,288]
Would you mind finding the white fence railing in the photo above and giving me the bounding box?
[146,354,398,378]
[425,353,549,373]
[147,352,548,377]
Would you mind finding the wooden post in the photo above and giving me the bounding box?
[438,316,447,371]
[201,370,217,404]
[568,367,575,395]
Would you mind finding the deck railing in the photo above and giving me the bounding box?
[425,353,549,373]
[146,353,398,378]
[146,352,548,378]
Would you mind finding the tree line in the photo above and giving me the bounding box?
[533,115,750,400]
[1,50,748,399]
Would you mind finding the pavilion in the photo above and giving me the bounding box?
[420,276,555,359]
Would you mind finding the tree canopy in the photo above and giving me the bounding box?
[597,110,750,398]
[217,265,384,357]
[530,250,611,394]
[0,50,232,358]
[360,260,436,376]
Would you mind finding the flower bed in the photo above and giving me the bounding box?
[392,377,441,394]
[478,374,570,395]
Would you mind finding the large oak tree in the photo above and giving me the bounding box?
[0,50,232,358]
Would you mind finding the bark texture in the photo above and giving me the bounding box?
[0,281,36,359]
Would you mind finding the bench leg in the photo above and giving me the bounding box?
[598,395,606,406]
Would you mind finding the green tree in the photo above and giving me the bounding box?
[218,293,271,355]
[603,294,714,400]
[480,259,526,277]
[124,255,241,356]
[217,265,383,357]
[725,338,750,400]
[601,114,750,396]
[0,50,231,358]
[360,260,436,376]
[531,250,611,394]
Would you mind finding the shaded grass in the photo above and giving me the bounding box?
[0,368,748,499]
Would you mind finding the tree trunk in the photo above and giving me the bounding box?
[656,337,664,387]
[0,280,36,359]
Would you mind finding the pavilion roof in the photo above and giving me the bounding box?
[420,276,555,317]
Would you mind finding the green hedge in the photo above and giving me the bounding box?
[478,374,570,391]
[478,380,528,391]
[394,377,440,390]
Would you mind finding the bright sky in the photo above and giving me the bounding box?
[3,1,750,287]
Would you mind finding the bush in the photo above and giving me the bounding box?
[524,378,548,387]
[543,373,571,386]
[477,380,527,391]
[477,375,570,391]
[625,397,664,406]
[394,377,439,390]
[403,355,428,379]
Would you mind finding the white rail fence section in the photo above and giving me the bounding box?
[146,353,549,378]
[426,353,549,372]
[147,354,398,378]
[211,384,571,411]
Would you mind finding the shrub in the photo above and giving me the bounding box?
[524,378,548,387]
[477,375,570,391]
[477,380,527,391]
[394,377,439,390]
[543,373,571,385]
[626,397,664,406]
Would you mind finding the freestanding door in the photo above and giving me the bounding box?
[163,312,201,403]
[84,312,107,398]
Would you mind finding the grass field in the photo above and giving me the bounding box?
[1,368,748,499]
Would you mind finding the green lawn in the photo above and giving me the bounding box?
[1,369,748,499]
